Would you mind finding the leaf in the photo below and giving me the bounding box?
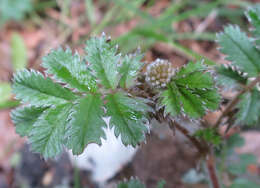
[236,89,260,126]
[119,52,143,88]
[43,48,97,92]
[0,0,32,24]
[160,61,220,118]
[216,65,247,89]
[11,106,48,137]
[217,25,260,77]
[117,178,145,188]
[175,61,215,90]
[194,128,221,146]
[12,69,76,106]
[0,82,12,104]
[65,94,106,155]
[175,72,214,89]
[156,180,166,188]
[193,88,220,111]
[11,32,28,72]
[175,61,206,77]
[106,92,150,147]
[29,103,73,159]
[160,83,181,117]
[85,35,120,89]
[178,87,205,118]
[247,5,260,47]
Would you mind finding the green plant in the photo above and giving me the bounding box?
[0,32,27,110]
[117,178,165,188]
[10,5,260,188]
[0,0,32,25]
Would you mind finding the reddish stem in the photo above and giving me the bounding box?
[206,152,220,188]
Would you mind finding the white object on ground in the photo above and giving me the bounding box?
[68,118,138,184]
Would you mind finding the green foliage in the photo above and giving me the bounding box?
[236,89,260,126]
[29,104,73,158]
[13,70,77,107]
[11,32,28,72]
[85,35,120,89]
[0,82,12,105]
[117,178,145,188]
[229,178,260,188]
[0,0,32,25]
[119,52,144,88]
[216,10,260,127]
[194,128,221,146]
[160,61,220,118]
[11,36,150,158]
[11,106,48,137]
[117,178,165,188]
[217,25,260,77]
[247,4,260,47]
[227,153,257,176]
[216,134,260,188]
[216,65,247,89]
[65,94,106,155]
[106,92,151,146]
[43,48,97,93]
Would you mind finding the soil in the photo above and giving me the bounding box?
[0,131,207,188]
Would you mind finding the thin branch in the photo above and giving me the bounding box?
[214,75,260,128]
[206,151,220,188]
[169,120,207,153]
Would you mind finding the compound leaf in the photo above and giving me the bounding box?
[236,89,260,126]
[175,72,214,90]
[65,94,106,155]
[217,25,260,77]
[119,52,143,88]
[13,70,76,106]
[160,61,220,118]
[178,87,205,118]
[29,103,73,159]
[160,83,181,117]
[11,106,48,137]
[176,61,206,77]
[85,36,120,89]
[193,88,220,111]
[43,48,97,92]
[216,65,247,89]
[106,92,149,147]
[247,5,260,47]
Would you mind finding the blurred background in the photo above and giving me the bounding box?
[0,0,260,187]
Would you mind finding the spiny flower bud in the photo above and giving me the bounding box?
[145,59,175,88]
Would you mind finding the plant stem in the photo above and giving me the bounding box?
[169,120,207,154]
[214,75,260,128]
[169,120,220,187]
[206,151,220,188]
